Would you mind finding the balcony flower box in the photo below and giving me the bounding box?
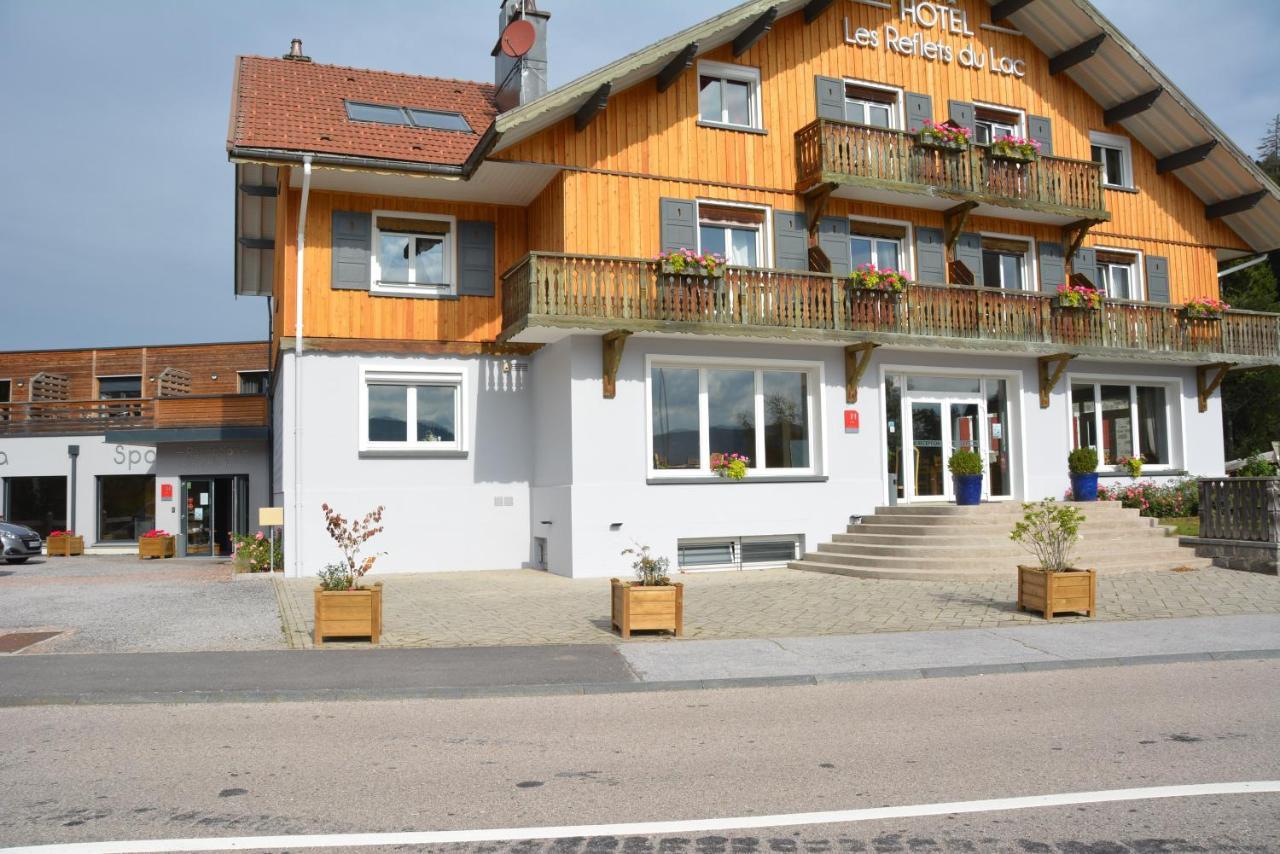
[138,530,176,560]
[1052,283,1103,311]
[989,135,1041,163]
[1181,296,1230,320]
[1017,566,1096,620]
[849,264,911,294]
[916,119,971,153]
[46,532,84,557]
[314,582,383,645]
[657,249,725,281]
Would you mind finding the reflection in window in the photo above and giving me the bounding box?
[1099,385,1132,465]
[98,475,155,542]
[708,369,756,464]
[368,385,409,442]
[764,371,809,468]
[1136,386,1169,465]
[416,386,456,443]
[364,375,461,450]
[652,367,700,470]
[1071,384,1098,452]
[1071,382,1172,467]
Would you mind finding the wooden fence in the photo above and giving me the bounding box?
[1199,478,1280,543]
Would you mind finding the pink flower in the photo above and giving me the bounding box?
[255,531,265,541]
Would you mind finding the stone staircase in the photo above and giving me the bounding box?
[790,502,1212,581]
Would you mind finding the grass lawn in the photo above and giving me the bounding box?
[1161,516,1200,537]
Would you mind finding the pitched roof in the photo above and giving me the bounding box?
[228,56,496,167]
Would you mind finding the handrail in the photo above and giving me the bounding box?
[0,394,269,435]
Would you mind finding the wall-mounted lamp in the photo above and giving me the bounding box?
[210,374,219,381]
[539,520,553,526]
[609,522,623,530]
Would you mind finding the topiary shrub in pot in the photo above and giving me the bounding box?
[1010,499,1095,620]
[948,449,984,506]
[1067,447,1099,501]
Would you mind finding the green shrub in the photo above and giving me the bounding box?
[1010,499,1084,571]
[1067,447,1098,475]
[1235,454,1279,477]
[948,449,984,476]
[1067,478,1200,518]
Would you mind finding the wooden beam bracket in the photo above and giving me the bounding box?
[1196,363,1233,413]
[803,183,836,236]
[845,343,879,404]
[991,0,1037,21]
[1049,33,1105,76]
[656,43,698,93]
[1062,218,1101,265]
[1205,190,1267,221]
[1156,140,1217,174]
[943,201,979,251]
[1037,354,1075,408]
[602,330,632,399]
[733,6,777,56]
[1103,87,1164,126]
[574,82,612,132]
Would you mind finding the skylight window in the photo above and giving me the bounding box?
[344,100,473,134]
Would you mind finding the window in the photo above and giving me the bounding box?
[845,82,899,129]
[974,105,1021,146]
[98,475,155,543]
[650,360,819,477]
[698,203,766,267]
[361,369,462,453]
[0,380,9,422]
[980,236,1031,290]
[345,101,473,133]
[1090,131,1134,189]
[98,376,141,399]
[849,220,908,273]
[1095,250,1141,301]
[371,213,455,294]
[238,371,269,395]
[2,476,67,538]
[678,535,803,571]
[698,61,761,130]
[1070,381,1172,467]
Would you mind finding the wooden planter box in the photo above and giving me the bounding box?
[1017,566,1096,620]
[314,583,383,645]
[611,579,683,638]
[138,536,176,560]
[989,149,1038,164]
[1052,297,1102,311]
[46,535,84,557]
[917,137,968,153]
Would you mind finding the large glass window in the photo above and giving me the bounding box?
[372,215,453,293]
[1070,382,1173,467]
[1096,250,1140,301]
[98,475,155,542]
[980,237,1030,290]
[362,370,462,452]
[845,83,898,129]
[849,221,907,274]
[650,363,818,477]
[2,476,67,537]
[698,203,765,267]
[698,62,761,129]
[974,106,1021,146]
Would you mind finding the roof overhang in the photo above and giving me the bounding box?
[234,163,277,297]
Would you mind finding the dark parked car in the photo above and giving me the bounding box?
[0,522,42,564]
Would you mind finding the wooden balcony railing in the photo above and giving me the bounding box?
[500,253,1280,365]
[0,394,269,436]
[1198,477,1280,543]
[796,119,1107,219]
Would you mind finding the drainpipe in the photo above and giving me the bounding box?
[292,155,312,577]
[67,445,80,534]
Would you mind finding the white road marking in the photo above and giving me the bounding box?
[4,781,1277,853]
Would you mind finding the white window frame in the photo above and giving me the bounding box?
[979,232,1036,291]
[358,367,465,455]
[1089,131,1134,190]
[370,210,458,296]
[696,60,763,131]
[973,101,1025,146]
[677,534,803,572]
[695,199,772,268]
[645,354,825,481]
[843,78,903,130]
[848,215,915,277]
[1093,246,1145,302]
[1067,375,1181,472]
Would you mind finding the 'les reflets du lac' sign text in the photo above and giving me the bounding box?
[845,0,1028,78]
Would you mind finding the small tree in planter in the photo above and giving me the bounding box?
[1010,499,1095,619]
[313,503,385,645]
[611,543,683,638]
[1067,447,1100,501]
[948,449,984,506]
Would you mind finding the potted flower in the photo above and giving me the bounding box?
[313,503,385,645]
[231,530,283,573]
[1117,455,1143,479]
[1053,282,1103,310]
[1182,296,1230,319]
[657,248,726,279]
[917,119,971,152]
[612,544,683,638]
[46,530,84,557]
[848,264,912,294]
[1067,447,1099,502]
[989,134,1042,162]
[138,529,176,560]
[1010,499,1096,620]
[710,452,750,480]
[948,449,984,506]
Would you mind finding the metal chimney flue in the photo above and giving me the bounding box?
[494,0,549,112]
[283,38,311,62]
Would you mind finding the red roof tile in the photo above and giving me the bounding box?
[229,56,496,167]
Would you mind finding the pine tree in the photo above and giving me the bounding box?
[1260,114,1280,182]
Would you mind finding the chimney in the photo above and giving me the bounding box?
[283,38,311,62]
[494,0,549,112]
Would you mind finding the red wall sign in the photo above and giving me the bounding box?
[844,409,860,431]
[160,483,174,501]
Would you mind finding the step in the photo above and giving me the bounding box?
[869,502,1140,517]
[816,539,1180,559]
[789,556,1213,582]
[848,520,1162,537]
[800,549,1206,573]
[831,529,1173,547]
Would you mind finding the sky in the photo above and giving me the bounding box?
[1,0,1277,351]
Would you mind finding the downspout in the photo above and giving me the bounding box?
[292,155,312,577]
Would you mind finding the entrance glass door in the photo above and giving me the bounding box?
[909,402,945,499]
[181,476,250,557]
[184,479,214,556]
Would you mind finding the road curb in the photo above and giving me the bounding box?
[2,648,1276,707]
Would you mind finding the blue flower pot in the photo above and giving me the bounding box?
[953,474,983,506]
[1070,472,1099,501]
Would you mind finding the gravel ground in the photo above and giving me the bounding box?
[0,555,286,654]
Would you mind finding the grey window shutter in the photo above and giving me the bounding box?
[904,92,933,134]
[331,210,372,291]
[1146,255,1170,303]
[1038,241,1065,292]
[1072,246,1098,288]
[955,232,983,286]
[659,198,697,253]
[815,76,844,121]
[1027,115,1053,156]
[947,100,976,137]
[774,211,808,271]
[915,227,946,284]
[457,220,495,297]
[818,217,851,277]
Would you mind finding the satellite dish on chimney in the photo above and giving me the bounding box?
[500,18,536,58]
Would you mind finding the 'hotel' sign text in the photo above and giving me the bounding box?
[846,0,1027,78]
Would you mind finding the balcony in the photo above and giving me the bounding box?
[500,253,1280,368]
[0,394,270,437]
[795,119,1108,224]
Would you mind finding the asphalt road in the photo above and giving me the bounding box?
[1,658,1277,852]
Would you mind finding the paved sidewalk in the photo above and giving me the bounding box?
[275,565,1280,649]
[1,614,1276,706]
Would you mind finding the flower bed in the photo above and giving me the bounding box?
[849,264,912,293]
[231,530,283,573]
[1063,477,1199,518]
[1054,282,1103,310]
